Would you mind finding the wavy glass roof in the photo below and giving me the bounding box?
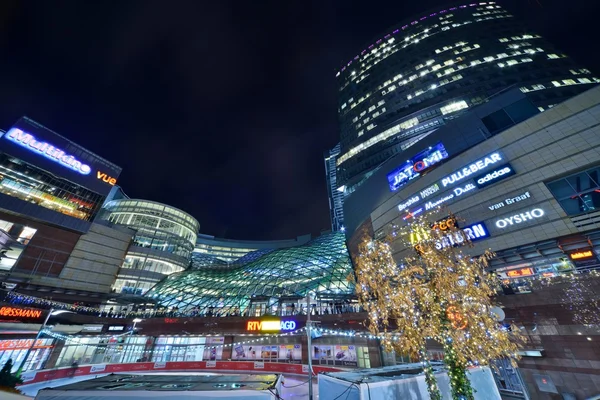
[144,233,355,311]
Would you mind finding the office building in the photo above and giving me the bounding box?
[324,143,345,231]
[335,1,598,191]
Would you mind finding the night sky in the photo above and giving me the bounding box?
[0,0,598,240]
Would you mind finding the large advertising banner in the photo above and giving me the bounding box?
[278,344,302,362]
[203,337,224,361]
[333,345,358,366]
[232,345,301,362]
[312,345,358,366]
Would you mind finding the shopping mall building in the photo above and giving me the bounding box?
[1,3,600,397]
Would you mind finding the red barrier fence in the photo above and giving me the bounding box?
[19,361,343,385]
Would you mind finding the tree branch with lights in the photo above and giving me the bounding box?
[354,210,522,399]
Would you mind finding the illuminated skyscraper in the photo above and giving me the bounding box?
[335,1,598,190]
[324,143,345,231]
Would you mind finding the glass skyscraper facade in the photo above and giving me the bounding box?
[335,1,598,190]
[324,143,345,231]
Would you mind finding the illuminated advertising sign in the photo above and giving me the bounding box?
[488,191,531,211]
[569,250,595,260]
[5,128,91,175]
[474,163,515,188]
[0,306,43,321]
[246,319,297,332]
[495,208,545,229]
[506,267,535,278]
[434,221,490,250]
[397,196,420,212]
[387,142,448,191]
[0,117,121,196]
[420,183,440,198]
[441,152,503,187]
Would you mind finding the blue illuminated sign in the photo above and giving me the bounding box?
[4,128,91,175]
[387,142,449,192]
[435,221,490,249]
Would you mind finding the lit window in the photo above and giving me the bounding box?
[506,60,518,66]
[562,79,577,85]
[578,78,592,84]
[358,130,364,137]
[548,54,559,59]
[552,81,561,87]
[440,100,468,115]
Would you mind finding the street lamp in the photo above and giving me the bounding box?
[131,318,142,335]
[16,309,74,377]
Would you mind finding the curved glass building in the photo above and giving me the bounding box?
[145,232,355,315]
[336,1,598,190]
[101,199,199,295]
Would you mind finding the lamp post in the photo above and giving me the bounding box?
[16,309,73,377]
[131,318,142,335]
[306,294,313,400]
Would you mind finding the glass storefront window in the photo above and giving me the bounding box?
[0,154,103,221]
[55,336,152,367]
[0,338,54,372]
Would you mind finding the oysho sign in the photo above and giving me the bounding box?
[441,153,502,187]
[4,128,92,175]
[387,142,448,191]
[495,208,545,229]
[474,163,515,188]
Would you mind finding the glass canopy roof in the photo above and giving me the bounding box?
[144,233,355,312]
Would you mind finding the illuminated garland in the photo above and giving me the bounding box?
[354,208,522,399]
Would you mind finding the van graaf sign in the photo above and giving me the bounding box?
[387,142,448,192]
[488,191,531,211]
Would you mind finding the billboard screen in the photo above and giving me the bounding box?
[0,117,121,196]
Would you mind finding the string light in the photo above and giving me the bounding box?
[354,209,522,399]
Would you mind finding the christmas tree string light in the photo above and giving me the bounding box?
[354,209,522,399]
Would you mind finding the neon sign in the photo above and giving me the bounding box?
[387,142,448,191]
[569,250,594,260]
[495,208,544,229]
[4,128,91,175]
[441,152,502,187]
[246,319,297,332]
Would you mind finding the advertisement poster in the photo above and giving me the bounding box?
[203,337,224,361]
[312,345,333,362]
[278,344,302,362]
[333,345,358,366]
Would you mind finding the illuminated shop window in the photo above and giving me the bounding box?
[0,155,102,221]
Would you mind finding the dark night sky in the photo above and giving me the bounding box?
[0,0,598,240]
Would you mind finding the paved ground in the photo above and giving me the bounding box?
[19,371,319,399]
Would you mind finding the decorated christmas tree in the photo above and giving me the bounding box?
[354,210,522,399]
